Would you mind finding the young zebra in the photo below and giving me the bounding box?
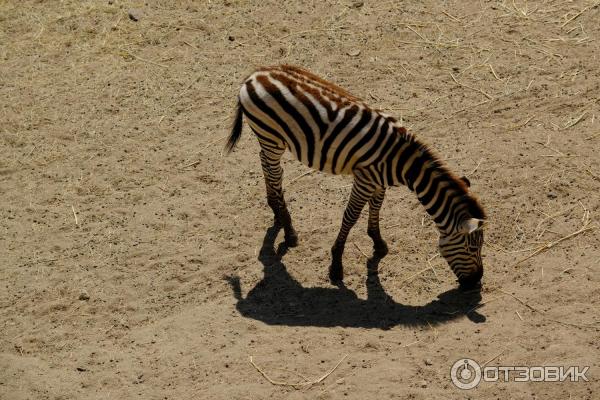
[225,65,486,289]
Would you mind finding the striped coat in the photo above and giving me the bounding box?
[226,65,486,288]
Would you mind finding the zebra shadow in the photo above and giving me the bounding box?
[225,225,485,329]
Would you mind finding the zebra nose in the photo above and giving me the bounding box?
[458,278,482,291]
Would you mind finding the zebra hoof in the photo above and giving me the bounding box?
[284,232,298,247]
[373,241,389,258]
[329,263,344,283]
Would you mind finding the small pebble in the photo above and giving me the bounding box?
[419,380,428,388]
[336,378,345,384]
[347,49,361,57]
[547,191,557,199]
[351,1,364,8]
[128,9,142,22]
[78,291,90,301]
[424,359,433,366]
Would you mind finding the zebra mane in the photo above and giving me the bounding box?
[405,130,486,221]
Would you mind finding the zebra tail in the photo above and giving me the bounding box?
[224,99,244,154]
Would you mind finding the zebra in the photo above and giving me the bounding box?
[225,65,486,289]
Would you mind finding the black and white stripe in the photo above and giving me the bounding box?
[225,65,486,288]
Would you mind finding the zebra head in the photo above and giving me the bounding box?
[438,218,485,289]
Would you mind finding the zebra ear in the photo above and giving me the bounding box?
[460,176,471,188]
[459,218,483,234]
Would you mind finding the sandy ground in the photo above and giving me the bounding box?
[1,1,600,399]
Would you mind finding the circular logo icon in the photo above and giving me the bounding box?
[451,358,482,390]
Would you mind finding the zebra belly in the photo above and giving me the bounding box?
[246,118,355,176]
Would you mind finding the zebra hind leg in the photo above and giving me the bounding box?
[259,146,298,247]
[330,175,374,283]
[367,187,388,258]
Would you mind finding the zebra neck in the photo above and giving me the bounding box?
[391,139,473,234]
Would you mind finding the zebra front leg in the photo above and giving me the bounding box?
[329,176,375,283]
[259,147,298,247]
[367,187,388,258]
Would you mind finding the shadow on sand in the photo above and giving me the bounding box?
[226,225,485,329]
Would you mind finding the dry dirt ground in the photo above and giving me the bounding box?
[1,1,600,399]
